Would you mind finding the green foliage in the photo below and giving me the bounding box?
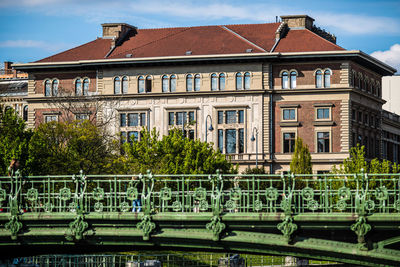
[0,106,32,175]
[289,137,312,174]
[117,128,234,174]
[242,167,267,174]
[27,120,117,175]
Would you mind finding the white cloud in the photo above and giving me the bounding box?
[315,13,400,35]
[0,40,71,52]
[371,44,400,73]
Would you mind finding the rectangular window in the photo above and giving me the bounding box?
[176,112,186,125]
[218,111,224,124]
[226,111,236,124]
[358,111,362,123]
[128,131,138,143]
[145,78,152,92]
[218,129,223,152]
[283,109,296,120]
[283,133,296,153]
[120,114,127,127]
[238,128,244,153]
[189,111,195,123]
[317,132,330,152]
[226,129,236,154]
[352,110,356,121]
[140,113,146,126]
[364,114,368,125]
[45,115,57,123]
[238,110,244,124]
[75,114,89,121]
[168,112,174,126]
[317,108,330,120]
[128,113,139,126]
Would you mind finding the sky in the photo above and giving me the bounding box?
[0,0,399,73]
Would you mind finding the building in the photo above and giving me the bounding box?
[0,61,28,120]
[382,75,400,115]
[12,15,399,172]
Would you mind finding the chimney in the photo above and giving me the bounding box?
[101,23,137,48]
[280,15,314,30]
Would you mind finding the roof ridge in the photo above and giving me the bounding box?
[302,28,345,50]
[220,25,267,52]
[34,38,108,63]
[110,27,192,58]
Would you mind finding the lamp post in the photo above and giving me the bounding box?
[251,127,259,167]
[205,115,214,143]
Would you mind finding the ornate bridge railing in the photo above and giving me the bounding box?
[1,170,400,266]
[1,171,399,214]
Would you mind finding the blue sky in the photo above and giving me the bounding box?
[0,0,399,73]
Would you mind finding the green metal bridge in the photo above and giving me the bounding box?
[1,170,400,266]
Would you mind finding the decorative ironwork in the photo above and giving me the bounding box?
[374,186,388,201]
[194,187,207,201]
[59,187,71,201]
[0,188,6,202]
[136,215,156,241]
[172,201,181,211]
[160,187,172,201]
[94,202,103,212]
[351,216,371,250]
[126,187,138,201]
[225,200,236,211]
[120,202,130,212]
[301,187,314,201]
[338,187,351,200]
[253,200,263,211]
[26,188,39,202]
[5,215,23,240]
[206,215,225,241]
[66,215,89,241]
[92,187,104,201]
[277,216,297,243]
[265,187,278,201]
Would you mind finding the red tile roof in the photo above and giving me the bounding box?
[36,38,112,63]
[36,22,345,63]
[274,29,344,52]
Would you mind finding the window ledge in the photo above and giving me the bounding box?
[280,122,301,127]
[313,121,335,126]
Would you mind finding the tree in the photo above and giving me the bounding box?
[117,128,234,174]
[289,137,312,174]
[0,106,32,175]
[26,120,117,175]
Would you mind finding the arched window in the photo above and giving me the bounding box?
[170,74,176,92]
[194,74,200,91]
[145,76,152,92]
[290,71,297,89]
[83,78,89,95]
[236,73,243,90]
[315,70,322,88]
[219,73,225,90]
[75,78,82,95]
[186,74,193,91]
[211,73,218,91]
[122,76,128,94]
[162,75,169,92]
[114,77,121,94]
[282,71,288,89]
[244,72,251,89]
[45,80,51,96]
[138,76,145,93]
[324,70,331,88]
[52,79,58,96]
[364,80,368,92]
[358,76,362,90]
[352,72,356,87]
[23,105,28,121]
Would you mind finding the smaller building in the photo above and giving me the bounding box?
[0,61,28,120]
[382,75,400,115]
